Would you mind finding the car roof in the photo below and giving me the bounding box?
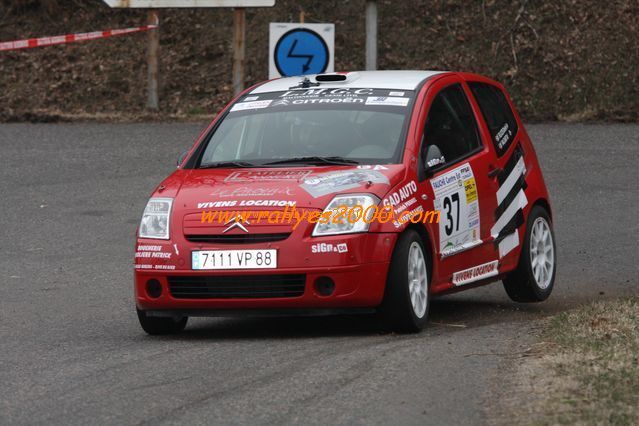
[249,70,446,94]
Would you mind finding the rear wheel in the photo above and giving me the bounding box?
[380,229,430,333]
[137,309,188,335]
[503,206,556,302]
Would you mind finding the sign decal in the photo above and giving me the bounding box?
[301,169,389,198]
[452,261,499,286]
[430,162,482,257]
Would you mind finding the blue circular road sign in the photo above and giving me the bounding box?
[274,28,329,77]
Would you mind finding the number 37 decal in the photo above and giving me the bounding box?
[430,163,481,257]
[443,192,460,236]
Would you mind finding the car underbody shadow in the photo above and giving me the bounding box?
[158,287,551,341]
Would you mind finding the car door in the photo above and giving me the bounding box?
[415,77,501,290]
[466,81,528,264]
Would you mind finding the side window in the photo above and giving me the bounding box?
[422,84,481,167]
[468,82,518,156]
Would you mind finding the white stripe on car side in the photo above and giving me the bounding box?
[498,231,520,258]
[496,156,526,205]
[491,189,528,239]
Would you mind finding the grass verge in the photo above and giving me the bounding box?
[510,299,639,425]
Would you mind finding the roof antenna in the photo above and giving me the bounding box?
[290,77,320,89]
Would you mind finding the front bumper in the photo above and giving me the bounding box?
[135,232,397,313]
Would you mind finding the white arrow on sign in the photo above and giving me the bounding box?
[103,0,274,7]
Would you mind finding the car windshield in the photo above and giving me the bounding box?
[198,88,414,167]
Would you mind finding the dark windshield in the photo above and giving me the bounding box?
[198,88,414,167]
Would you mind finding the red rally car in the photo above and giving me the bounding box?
[135,71,556,335]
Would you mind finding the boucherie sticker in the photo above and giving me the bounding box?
[229,88,415,112]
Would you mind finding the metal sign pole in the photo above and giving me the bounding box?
[365,0,377,71]
[232,7,246,95]
[147,10,160,110]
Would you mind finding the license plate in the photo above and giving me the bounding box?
[191,250,277,270]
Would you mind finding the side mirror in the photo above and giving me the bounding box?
[423,145,445,175]
[177,151,189,168]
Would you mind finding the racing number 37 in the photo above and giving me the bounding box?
[443,193,460,236]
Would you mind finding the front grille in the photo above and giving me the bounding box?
[168,274,306,299]
[184,233,290,244]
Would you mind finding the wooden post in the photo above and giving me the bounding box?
[232,8,246,95]
[299,10,305,24]
[365,0,378,71]
[146,10,160,110]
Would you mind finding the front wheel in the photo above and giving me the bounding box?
[379,229,430,333]
[503,206,556,302]
[137,309,188,335]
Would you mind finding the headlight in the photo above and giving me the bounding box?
[312,194,380,236]
[139,198,173,240]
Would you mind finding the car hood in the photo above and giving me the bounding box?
[160,165,407,211]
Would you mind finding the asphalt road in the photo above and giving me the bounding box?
[1,123,638,425]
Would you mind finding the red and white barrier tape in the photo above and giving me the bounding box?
[0,24,158,52]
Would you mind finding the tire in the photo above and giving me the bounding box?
[503,205,556,302]
[379,229,430,333]
[137,309,188,335]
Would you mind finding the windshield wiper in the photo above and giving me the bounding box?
[263,156,359,166]
[199,161,257,169]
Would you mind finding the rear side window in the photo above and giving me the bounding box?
[469,82,518,156]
